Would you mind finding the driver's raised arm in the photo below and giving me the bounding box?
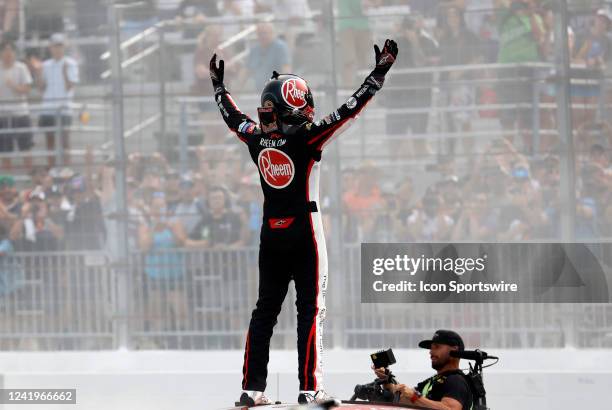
[305,39,398,150]
[210,54,260,144]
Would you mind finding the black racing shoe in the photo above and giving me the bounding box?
[236,391,272,407]
[297,390,339,405]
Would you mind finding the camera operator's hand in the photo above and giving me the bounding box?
[209,53,225,89]
[396,384,416,398]
[372,365,388,381]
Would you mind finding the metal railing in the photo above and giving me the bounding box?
[0,252,114,350]
[0,101,109,163]
[173,61,611,166]
[1,247,611,350]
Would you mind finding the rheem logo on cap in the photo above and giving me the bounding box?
[281,78,308,108]
[258,148,295,189]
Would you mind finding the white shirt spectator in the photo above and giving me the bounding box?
[41,56,79,114]
[0,60,32,116]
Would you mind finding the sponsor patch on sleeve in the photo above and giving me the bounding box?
[238,121,257,134]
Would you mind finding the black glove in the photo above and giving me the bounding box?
[209,53,225,89]
[373,39,398,77]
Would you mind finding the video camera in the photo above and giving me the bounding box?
[350,347,498,409]
[350,348,402,403]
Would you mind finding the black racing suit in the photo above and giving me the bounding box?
[214,71,387,392]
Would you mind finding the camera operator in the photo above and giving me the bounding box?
[373,330,473,410]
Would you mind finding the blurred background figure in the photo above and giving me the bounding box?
[494,0,546,154]
[336,0,377,88]
[384,14,438,158]
[138,192,189,341]
[238,21,290,91]
[33,33,79,166]
[0,39,33,170]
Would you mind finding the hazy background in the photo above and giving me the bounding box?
[0,0,611,409]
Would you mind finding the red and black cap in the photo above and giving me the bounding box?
[418,330,465,351]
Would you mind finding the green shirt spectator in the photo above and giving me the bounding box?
[496,1,545,63]
[336,0,370,31]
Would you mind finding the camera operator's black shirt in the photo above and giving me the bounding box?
[415,370,473,410]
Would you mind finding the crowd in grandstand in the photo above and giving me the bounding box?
[0,0,612,351]
[0,0,612,262]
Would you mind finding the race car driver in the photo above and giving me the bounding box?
[210,39,398,406]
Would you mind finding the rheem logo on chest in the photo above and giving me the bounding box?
[257,148,295,189]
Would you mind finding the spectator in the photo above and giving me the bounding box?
[575,9,611,68]
[390,178,415,239]
[463,0,496,43]
[366,191,401,242]
[192,25,235,146]
[0,221,25,310]
[573,9,611,129]
[192,24,228,107]
[0,183,16,231]
[406,191,454,241]
[451,191,498,240]
[33,33,80,166]
[498,166,548,241]
[173,174,203,235]
[178,0,220,38]
[238,22,291,91]
[576,143,611,238]
[342,164,384,242]
[437,5,482,154]
[75,0,108,83]
[579,144,612,207]
[255,0,314,50]
[530,155,560,238]
[436,175,463,222]
[0,39,33,170]
[189,186,245,248]
[64,175,106,251]
[336,0,377,88]
[9,197,64,252]
[215,148,245,198]
[138,192,189,335]
[494,0,546,153]
[100,167,146,259]
[0,175,19,216]
[236,172,263,246]
[384,14,439,157]
[139,193,190,255]
[0,0,19,39]
[30,166,49,188]
[119,0,157,38]
[164,170,182,213]
[45,183,68,231]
